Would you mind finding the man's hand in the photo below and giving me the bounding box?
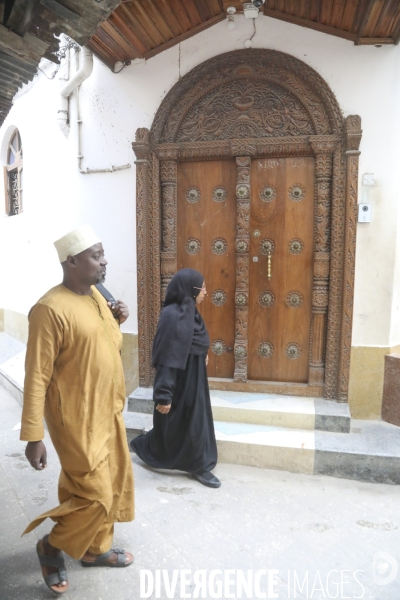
[156,404,171,414]
[25,441,47,470]
[107,300,129,324]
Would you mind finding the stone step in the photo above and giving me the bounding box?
[125,412,400,485]
[210,391,350,433]
[214,419,400,484]
[128,387,351,433]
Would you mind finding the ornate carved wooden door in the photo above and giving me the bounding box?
[177,156,315,383]
[248,157,315,382]
[177,160,237,378]
[133,50,362,400]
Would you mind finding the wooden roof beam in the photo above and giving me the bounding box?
[40,0,79,21]
[358,36,393,44]
[5,0,41,37]
[391,11,400,43]
[144,12,226,60]
[355,0,376,44]
[0,24,49,64]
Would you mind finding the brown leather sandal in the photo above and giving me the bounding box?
[81,548,133,568]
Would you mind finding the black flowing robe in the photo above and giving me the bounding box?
[130,353,217,474]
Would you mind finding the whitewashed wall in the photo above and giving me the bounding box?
[0,15,399,345]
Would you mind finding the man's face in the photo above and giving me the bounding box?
[73,242,108,285]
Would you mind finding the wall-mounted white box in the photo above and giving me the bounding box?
[358,203,372,223]
[362,173,375,186]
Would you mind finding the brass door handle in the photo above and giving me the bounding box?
[268,251,272,281]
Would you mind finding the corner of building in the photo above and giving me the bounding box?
[348,344,400,420]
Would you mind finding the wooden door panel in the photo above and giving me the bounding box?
[177,160,237,378]
[248,157,315,382]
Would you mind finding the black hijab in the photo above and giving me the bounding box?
[152,268,210,370]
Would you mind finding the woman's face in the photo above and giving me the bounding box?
[195,281,207,305]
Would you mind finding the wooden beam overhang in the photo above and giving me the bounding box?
[0,0,121,127]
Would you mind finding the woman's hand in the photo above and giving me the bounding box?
[205,354,209,366]
[156,404,171,414]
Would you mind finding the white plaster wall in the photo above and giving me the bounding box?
[0,15,399,345]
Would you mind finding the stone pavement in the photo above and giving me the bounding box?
[1,385,400,600]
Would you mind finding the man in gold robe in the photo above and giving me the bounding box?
[20,225,134,595]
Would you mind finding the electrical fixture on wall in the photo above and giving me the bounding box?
[226,7,236,30]
[243,0,264,19]
[358,173,375,223]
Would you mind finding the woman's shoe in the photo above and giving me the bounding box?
[192,471,221,488]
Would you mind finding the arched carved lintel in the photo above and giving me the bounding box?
[151,50,343,145]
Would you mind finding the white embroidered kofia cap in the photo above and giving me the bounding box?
[54,225,101,263]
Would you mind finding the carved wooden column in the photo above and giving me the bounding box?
[309,141,337,385]
[234,156,251,382]
[132,128,151,387]
[160,157,178,300]
[338,115,362,401]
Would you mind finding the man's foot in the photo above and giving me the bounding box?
[192,471,221,488]
[81,548,134,568]
[36,535,69,596]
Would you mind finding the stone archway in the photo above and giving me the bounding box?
[132,49,361,401]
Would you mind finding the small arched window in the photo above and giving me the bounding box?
[5,129,23,216]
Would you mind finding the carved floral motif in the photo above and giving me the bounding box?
[286,292,303,308]
[260,185,276,202]
[258,342,274,358]
[286,343,301,360]
[175,80,314,142]
[153,50,342,145]
[235,344,247,358]
[212,290,227,306]
[186,187,200,203]
[236,184,249,198]
[288,239,304,254]
[236,240,248,253]
[260,239,275,255]
[259,291,275,307]
[186,238,201,255]
[235,292,248,306]
[212,238,228,255]
[212,186,227,202]
[234,156,250,382]
[212,340,226,355]
[288,183,306,201]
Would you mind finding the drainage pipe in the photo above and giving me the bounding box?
[57,36,92,136]
[57,39,131,174]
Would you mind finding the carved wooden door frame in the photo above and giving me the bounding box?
[132,49,362,402]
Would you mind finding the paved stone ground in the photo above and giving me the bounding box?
[1,386,400,600]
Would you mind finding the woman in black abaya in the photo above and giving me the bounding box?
[130,268,220,488]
